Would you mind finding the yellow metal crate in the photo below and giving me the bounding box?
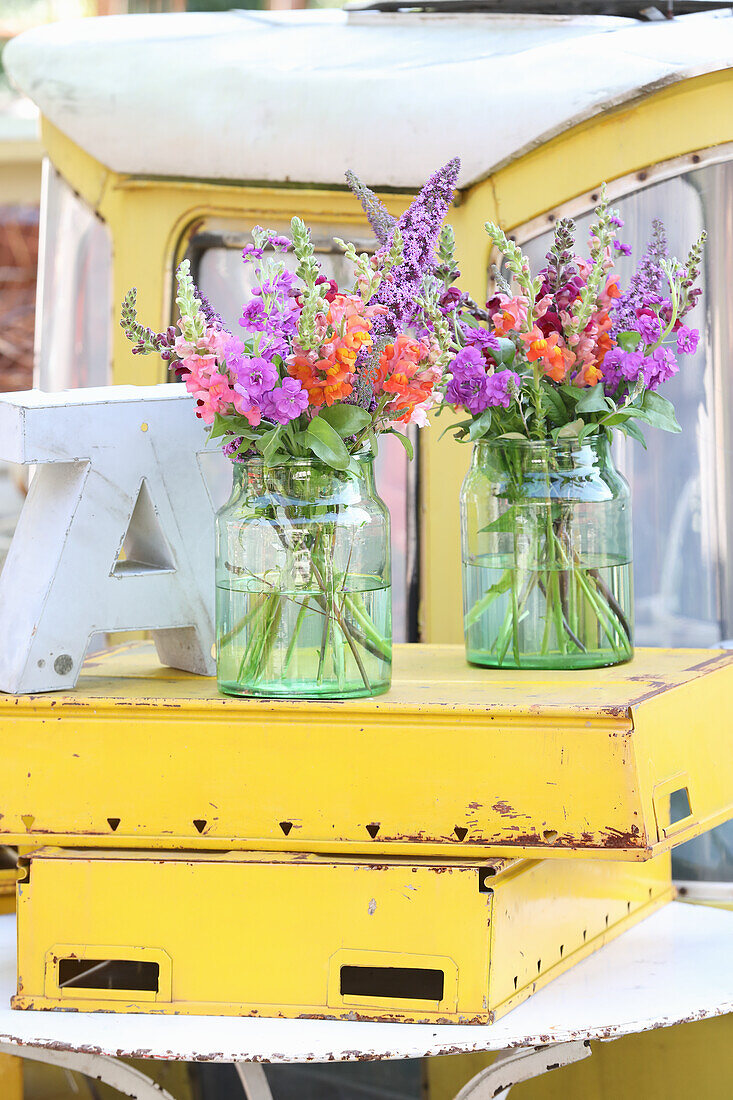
[0,867,15,915]
[2,642,732,860]
[13,847,672,1023]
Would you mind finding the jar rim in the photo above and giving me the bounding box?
[232,446,375,472]
[474,434,609,452]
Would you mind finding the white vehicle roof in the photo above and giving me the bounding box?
[4,7,733,189]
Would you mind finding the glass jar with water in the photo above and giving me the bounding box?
[216,452,391,698]
[461,436,633,669]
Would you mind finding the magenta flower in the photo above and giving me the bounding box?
[240,299,268,332]
[676,326,700,355]
[260,378,308,424]
[645,346,679,389]
[636,308,661,345]
[234,356,279,400]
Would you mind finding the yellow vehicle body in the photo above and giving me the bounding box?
[34,65,733,643]
[13,845,672,1023]
[0,868,16,916]
[1,642,731,861]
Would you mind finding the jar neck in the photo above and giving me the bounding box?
[231,455,376,499]
[472,434,614,473]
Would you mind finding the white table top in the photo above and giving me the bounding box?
[0,902,731,1063]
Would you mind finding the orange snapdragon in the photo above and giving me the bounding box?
[521,327,575,383]
[377,335,436,424]
[287,293,382,407]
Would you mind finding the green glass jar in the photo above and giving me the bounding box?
[461,435,633,669]
[215,454,392,698]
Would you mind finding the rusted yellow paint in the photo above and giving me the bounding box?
[14,846,671,1022]
[1,643,730,862]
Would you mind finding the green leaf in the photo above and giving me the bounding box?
[620,418,648,449]
[305,416,350,470]
[207,414,231,442]
[495,338,517,367]
[497,432,528,441]
[578,421,601,443]
[439,417,473,441]
[260,425,284,467]
[317,404,372,437]
[481,507,519,534]
[468,408,493,441]
[539,384,568,424]
[575,385,612,415]
[559,384,583,405]
[639,389,681,433]
[617,330,642,353]
[555,419,585,439]
[385,429,414,461]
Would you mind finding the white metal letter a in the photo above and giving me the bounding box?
[0,384,221,694]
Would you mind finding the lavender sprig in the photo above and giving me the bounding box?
[345,170,396,246]
[612,219,668,336]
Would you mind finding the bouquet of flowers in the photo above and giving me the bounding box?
[120,159,459,697]
[438,185,705,668]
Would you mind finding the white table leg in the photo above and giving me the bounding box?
[452,1039,592,1099]
[0,1041,179,1099]
[236,1062,275,1099]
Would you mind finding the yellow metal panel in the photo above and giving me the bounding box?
[0,1053,23,1100]
[0,868,16,916]
[40,120,414,389]
[1,643,730,861]
[427,1015,733,1100]
[13,847,671,1023]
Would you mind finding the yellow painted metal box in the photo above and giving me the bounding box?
[14,847,673,1023]
[1,643,732,861]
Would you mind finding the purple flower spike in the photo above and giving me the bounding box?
[368,157,461,340]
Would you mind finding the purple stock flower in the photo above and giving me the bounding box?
[636,309,661,345]
[234,356,279,400]
[646,346,678,389]
[485,370,521,409]
[445,347,519,414]
[602,344,678,394]
[613,241,632,257]
[676,325,700,355]
[240,298,268,332]
[463,326,500,354]
[260,378,308,424]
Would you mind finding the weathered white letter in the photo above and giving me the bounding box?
[0,384,224,693]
